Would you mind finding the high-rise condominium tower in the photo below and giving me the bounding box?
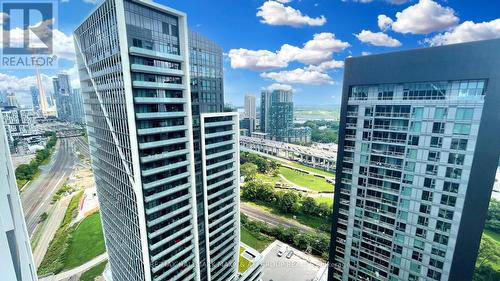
[74,1,241,281]
[328,39,500,281]
[52,73,73,122]
[244,94,256,120]
[0,116,38,281]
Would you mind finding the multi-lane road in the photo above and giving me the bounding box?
[21,138,76,236]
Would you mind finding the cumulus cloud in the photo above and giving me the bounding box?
[262,83,295,92]
[355,30,402,47]
[275,0,293,3]
[306,59,344,71]
[390,0,459,34]
[228,33,349,70]
[343,0,410,4]
[257,1,326,27]
[228,49,287,71]
[378,14,393,31]
[426,19,500,46]
[261,68,333,85]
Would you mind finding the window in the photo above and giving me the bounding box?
[438,208,454,220]
[428,151,440,162]
[434,107,447,120]
[412,251,423,262]
[451,138,468,150]
[456,108,474,120]
[441,194,457,207]
[426,164,438,176]
[422,190,433,202]
[432,247,446,258]
[443,182,459,193]
[407,148,417,159]
[416,228,427,239]
[420,204,431,214]
[412,107,423,119]
[430,137,442,148]
[434,233,449,245]
[424,178,436,189]
[448,153,465,165]
[428,269,442,281]
[432,122,445,134]
[418,216,429,226]
[453,123,471,135]
[409,135,419,146]
[446,167,462,179]
[405,161,416,172]
[410,122,421,133]
[410,262,421,273]
[414,239,425,251]
[436,221,451,233]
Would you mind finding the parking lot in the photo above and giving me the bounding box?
[261,241,323,281]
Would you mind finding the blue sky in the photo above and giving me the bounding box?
[2,0,500,106]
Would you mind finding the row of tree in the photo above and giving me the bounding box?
[242,181,332,223]
[15,131,57,188]
[240,151,279,174]
[485,199,500,234]
[241,213,330,260]
[299,120,339,144]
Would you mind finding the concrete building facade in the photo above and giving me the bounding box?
[0,115,38,281]
[328,39,500,281]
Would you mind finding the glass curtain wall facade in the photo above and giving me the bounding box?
[328,39,500,281]
[52,74,73,122]
[75,0,199,280]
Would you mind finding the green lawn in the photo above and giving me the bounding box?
[244,201,330,230]
[282,161,335,177]
[238,246,252,273]
[255,173,281,185]
[314,196,334,207]
[278,167,333,192]
[240,226,274,252]
[80,260,107,281]
[63,212,106,270]
[484,229,500,244]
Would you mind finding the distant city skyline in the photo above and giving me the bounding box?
[2,0,500,107]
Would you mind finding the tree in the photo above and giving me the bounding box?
[301,197,318,215]
[318,202,332,218]
[241,163,258,181]
[485,199,500,233]
[473,265,500,281]
[476,236,500,268]
[279,191,299,213]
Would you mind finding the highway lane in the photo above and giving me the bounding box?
[21,138,76,236]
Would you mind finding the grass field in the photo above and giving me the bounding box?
[314,196,334,207]
[282,161,335,177]
[255,173,281,185]
[238,246,252,273]
[63,212,106,270]
[80,260,107,281]
[278,167,333,192]
[240,226,274,252]
[484,229,500,244]
[244,201,330,230]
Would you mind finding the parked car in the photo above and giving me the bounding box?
[277,248,285,257]
[286,250,294,259]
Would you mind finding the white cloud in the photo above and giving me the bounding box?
[426,19,500,46]
[343,0,410,4]
[262,83,295,92]
[228,32,349,70]
[278,33,350,64]
[228,49,287,71]
[0,12,8,24]
[306,59,344,71]
[257,1,326,27]
[378,14,393,31]
[275,0,293,3]
[390,0,459,34]
[261,68,333,85]
[361,51,372,56]
[355,30,402,47]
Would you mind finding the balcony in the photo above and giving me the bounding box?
[142,160,190,177]
[136,111,186,120]
[144,182,192,203]
[204,120,235,128]
[371,137,406,144]
[132,81,185,91]
[129,46,184,62]
[137,125,187,136]
[204,130,234,139]
[374,112,410,118]
[134,97,186,104]
[131,63,184,76]
[142,171,190,190]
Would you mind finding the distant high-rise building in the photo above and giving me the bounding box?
[52,73,73,122]
[244,94,256,126]
[75,1,249,281]
[260,89,310,143]
[328,39,500,281]
[0,115,38,281]
[30,86,40,112]
[4,91,18,108]
[71,89,85,124]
